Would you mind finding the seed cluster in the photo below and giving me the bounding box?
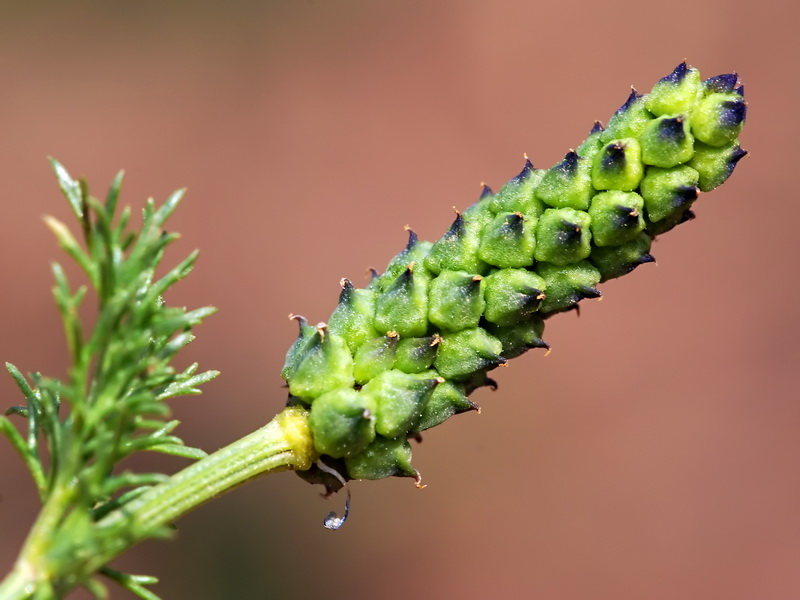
[283,62,747,486]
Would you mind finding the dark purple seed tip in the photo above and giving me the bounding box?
[289,313,308,328]
[675,186,699,203]
[721,100,747,127]
[525,286,544,299]
[735,85,745,97]
[613,204,640,226]
[394,265,415,286]
[601,144,627,171]
[590,120,605,134]
[658,116,687,141]
[578,286,602,299]
[560,220,582,240]
[512,158,536,182]
[403,227,418,250]
[559,150,580,173]
[679,210,696,224]
[617,88,642,114]
[480,183,493,199]
[447,211,466,235]
[639,254,656,264]
[662,60,689,84]
[507,212,525,230]
[730,147,748,164]
[703,73,738,94]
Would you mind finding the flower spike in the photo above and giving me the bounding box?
[281,62,748,499]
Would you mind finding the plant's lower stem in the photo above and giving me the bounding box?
[0,406,316,599]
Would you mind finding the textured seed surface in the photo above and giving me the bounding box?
[283,62,747,486]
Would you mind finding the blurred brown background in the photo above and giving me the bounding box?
[0,1,797,598]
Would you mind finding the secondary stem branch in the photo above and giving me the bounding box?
[0,406,316,599]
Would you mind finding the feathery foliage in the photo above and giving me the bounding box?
[1,161,217,598]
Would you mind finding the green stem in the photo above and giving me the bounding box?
[0,406,316,599]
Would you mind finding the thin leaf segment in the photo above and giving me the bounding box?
[1,163,217,598]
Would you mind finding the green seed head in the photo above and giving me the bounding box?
[536,261,601,315]
[413,379,477,432]
[394,335,440,374]
[576,121,605,159]
[639,165,699,223]
[534,208,592,266]
[327,280,379,353]
[428,270,486,332]
[485,317,547,359]
[483,268,546,326]
[592,138,645,191]
[344,435,418,481]
[374,263,430,337]
[535,150,595,211]
[602,89,654,141]
[640,115,695,168]
[588,191,645,247]
[376,229,433,291]
[687,141,747,192]
[424,210,488,275]
[434,328,504,380]
[286,325,354,401]
[308,388,377,458]
[590,232,654,282]
[283,62,747,488]
[644,62,702,117]
[478,212,537,268]
[488,159,546,217]
[691,92,747,147]
[352,332,399,385]
[361,369,442,438]
[280,314,316,381]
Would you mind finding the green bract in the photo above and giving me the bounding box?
[283,62,747,486]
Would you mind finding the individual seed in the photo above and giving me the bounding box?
[534,208,592,266]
